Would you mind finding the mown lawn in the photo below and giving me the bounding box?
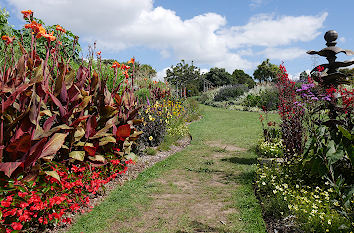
[68,105,278,233]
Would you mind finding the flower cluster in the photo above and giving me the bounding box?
[256,165,353,232]
[0,158,135,232]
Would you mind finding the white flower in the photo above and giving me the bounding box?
[328,219,331,225]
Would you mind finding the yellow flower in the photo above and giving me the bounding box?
[149,136,153,141]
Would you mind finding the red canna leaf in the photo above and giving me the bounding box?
[48,92,67,117]
[39,133,68,159]
[116,124,131,141]
[6,134,32,161]
[1,83,31,113]
[84,146,97,157]
[85,116,97,139]
[70,115,90,127]
[24,138,48,168]
[43,115,57,131]
[0,162,24,177]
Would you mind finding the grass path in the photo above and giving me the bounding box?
[69,105,274,233]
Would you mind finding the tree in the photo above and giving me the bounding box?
[165,60,201,97]
[232,69,255,88]
[253,59,280,82]
[204,67,233,87]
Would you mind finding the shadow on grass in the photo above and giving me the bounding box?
[221,156,257,165]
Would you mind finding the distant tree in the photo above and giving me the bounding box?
[135,63,156,79]
[253,59,280,82]
[165,60,201,97]
[204,67,233,87]
[299,71,309,82]
[232,69,256,88]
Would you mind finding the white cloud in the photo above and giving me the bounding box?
[223,13,327,49]
[249,0,264,8]
[259,47,306,60]
[153,67,169,81]
[7,0,328,72]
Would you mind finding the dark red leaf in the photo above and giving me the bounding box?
[84,146,97,157]
[85,116,97,139]
[48,92,67,117]
[116,124,131,141]
[6,134,32,161]
[1,83,31,113]
[24,138,47,168]
[0,162,24,177]
[70,115,90,127]
[43,115,57,131]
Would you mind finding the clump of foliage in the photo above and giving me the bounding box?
[213,85,248,102]
[256,63,354,232]
[0,10,142,232]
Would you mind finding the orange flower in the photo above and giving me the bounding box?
[153,81,157,84]
[36,26,47,39]
[1,35,15,45]
[25,21,47,39]
[128,58,135,64]
[21,10,33,19]
[111,61,120,69]
[58,41,62,45]
[42,31,56,41]
[96,51,101,55]
[55,25,66,33]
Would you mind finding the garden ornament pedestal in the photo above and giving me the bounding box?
[307,30,354,87]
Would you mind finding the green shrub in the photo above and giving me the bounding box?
[257,139,283,158]
[214,85,248,101]
[135,87,151,103]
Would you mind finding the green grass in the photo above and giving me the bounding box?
[68,105,277,233]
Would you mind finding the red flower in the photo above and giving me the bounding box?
[11,222,23,231]
[55,25,66,33]
[62,217,72,224]
[21,10,33,19]
[97,51,101,56]
[1,35,15,45]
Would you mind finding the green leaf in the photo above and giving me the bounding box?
[326,140,344,164]
[338,125,352,140]
[45,170,60,181]
[89,155,105,163]
[99,136,116,146]
[69,151,85,161]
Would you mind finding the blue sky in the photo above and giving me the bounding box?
[1,0,353,80]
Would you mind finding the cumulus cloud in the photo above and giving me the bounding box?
[259,47,306,60]
[7,0,328,72]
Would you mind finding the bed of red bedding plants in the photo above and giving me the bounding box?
[0,10,142,232]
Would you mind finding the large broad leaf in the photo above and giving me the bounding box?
[88,155,105,163]
[85,116,97,139]
[34,124,72,140]
[43,115,57,131]
[78,96,92,112]
[69,151,85,161]
[48,92,67,117]
[89,122,114,139]
[99,136,116,146]
[39,133,68,158]
[70,115,90,127]
[6,134,32,161]
[116,124,131,141]
[84,146,97,156]
[45,170,60,181]
[326,140,344,165]
[74,126,85,142]
[1,83,31,113]
[24,138,48,168]
[338,125,353,140]
[0,162,24,177]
